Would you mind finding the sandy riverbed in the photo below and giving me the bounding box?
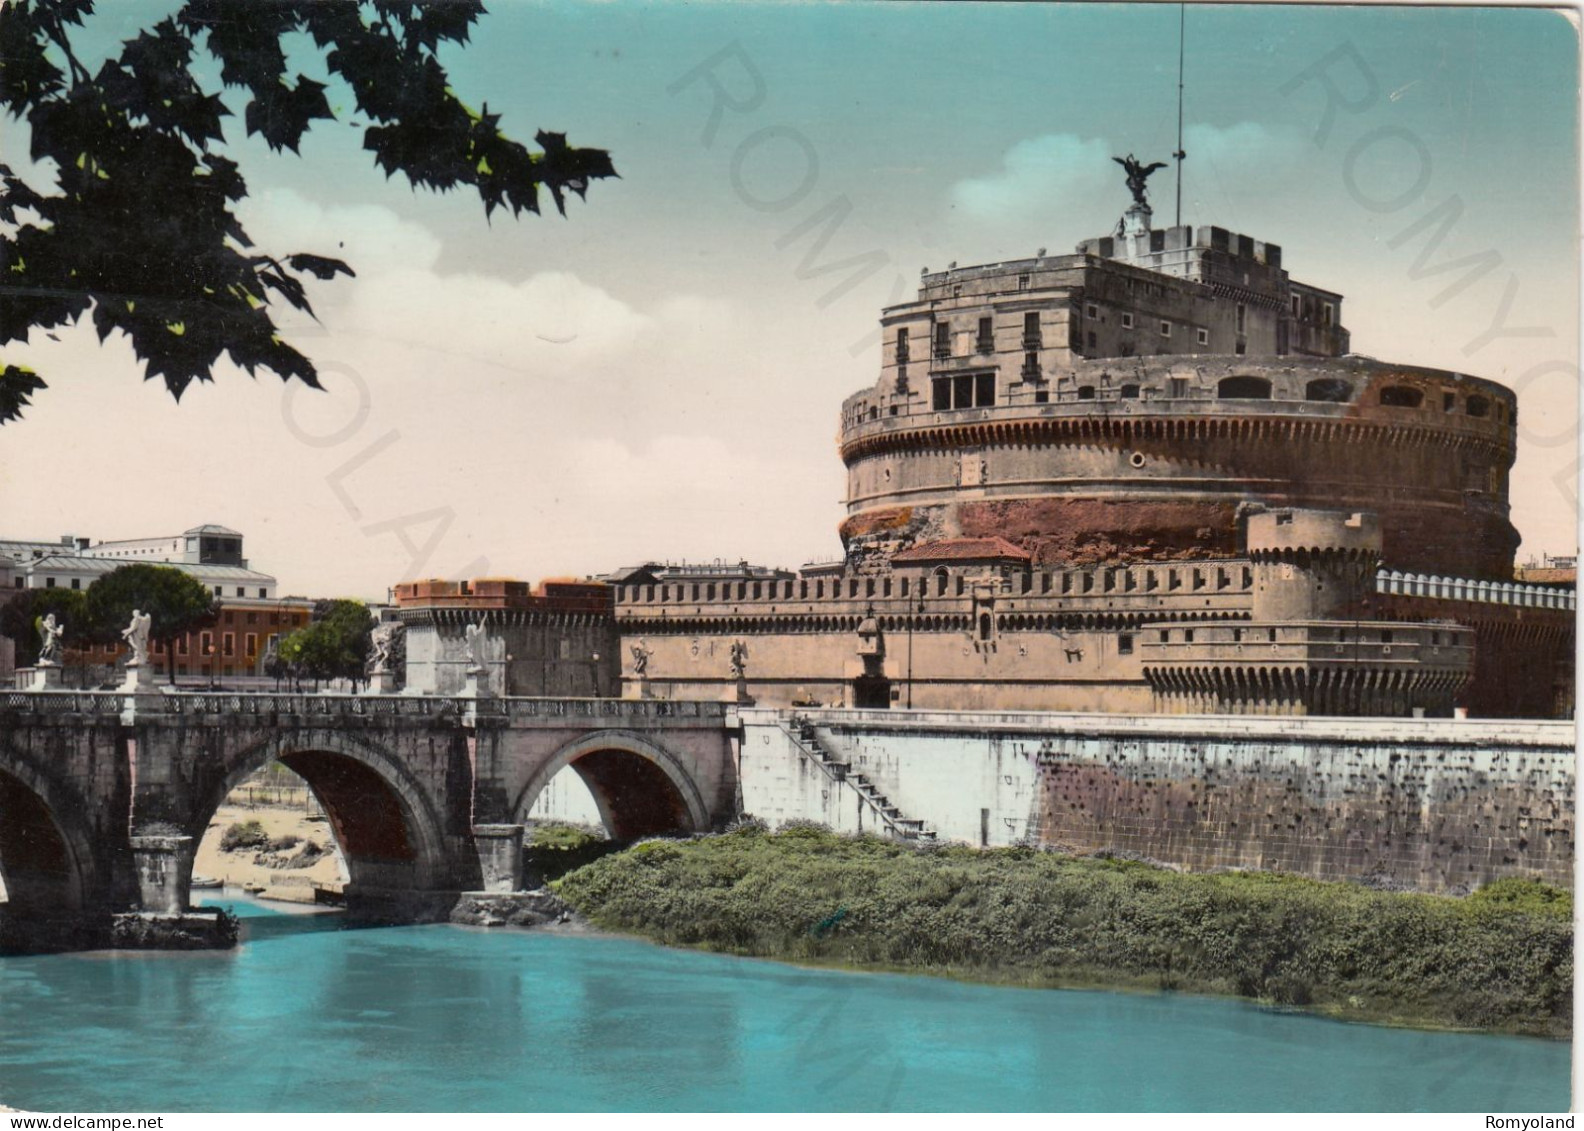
[193,802,346,903]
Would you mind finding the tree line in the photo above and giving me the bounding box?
[1,562,377,688]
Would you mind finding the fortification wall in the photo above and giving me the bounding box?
[738,709,1575,892]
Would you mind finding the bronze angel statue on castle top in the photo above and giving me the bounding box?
[1113,154,1167,208]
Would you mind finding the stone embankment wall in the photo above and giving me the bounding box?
[736,709,1575,892]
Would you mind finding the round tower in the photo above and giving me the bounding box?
[1246,508,1381,622]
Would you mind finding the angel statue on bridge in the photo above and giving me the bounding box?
[121,609,152,668]
[464,621,490,674]
[630,639,651,677]
[37,612,64,667]
[728,639,748,680]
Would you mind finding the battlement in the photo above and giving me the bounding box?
[394,578,611,615]
[1077,224,1283,271]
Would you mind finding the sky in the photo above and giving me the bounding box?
[0,1,1578,599]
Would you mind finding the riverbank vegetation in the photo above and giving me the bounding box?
[553,826,1572,1038]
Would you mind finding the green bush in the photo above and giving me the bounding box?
[555,828,1572,1038]
[219,820,269,852]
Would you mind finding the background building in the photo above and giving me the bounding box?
[2,524,312,684]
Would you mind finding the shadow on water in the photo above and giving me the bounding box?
[197,893,377,944]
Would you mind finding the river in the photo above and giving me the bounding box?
[0,898,1568,1112]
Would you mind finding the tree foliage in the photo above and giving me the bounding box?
[83,562,216,682]
[0,0,615,418]
[278,597,373,687]
[0,585,86,666]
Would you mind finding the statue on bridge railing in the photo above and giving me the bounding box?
[37,613,64,667]
[630,639,650,677]
[729,639,748,680]
[464,621,491,674]
[121,609,152,668]
[369,622,403,675]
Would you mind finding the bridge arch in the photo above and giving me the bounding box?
[193,729,467,902]
[513,730,709,842]
[0,742,100,950]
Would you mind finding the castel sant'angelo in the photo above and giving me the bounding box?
[397,162,1575,721]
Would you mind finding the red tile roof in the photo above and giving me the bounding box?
[890,537,1031,564]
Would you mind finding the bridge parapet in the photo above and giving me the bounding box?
[498,697,729,722]
[2,690,125,715]
[160,691,467,719]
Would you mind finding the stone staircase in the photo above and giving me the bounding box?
[784,716,936,842]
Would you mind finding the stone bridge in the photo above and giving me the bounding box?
[0,687,737,950]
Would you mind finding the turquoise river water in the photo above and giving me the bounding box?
[0,897,1569,1112]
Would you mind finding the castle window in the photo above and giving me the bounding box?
[1022,351,1041,380]
[1323,302,1335,326]
[1183,629,1194,643]
[1034,390,1049,403]
[932,377,951,411]
[895,327,909,363]
[1159,320,1171,337]
[70,578,79,590]
[933,322,950,359]
[1218,376,1272,399]
[1235,304,1246,333]
[706,583,716,600]
[1306,378,1352,403]
[900,578,910,598]
[1120,384,1139,399]
[1159,629,1169,643]
[1086,303,1099,319]
[1268,628,1277,642]
[1023,312,1042,346]
[935,569,949,597]
[1443,391,1456,412]
[1466,395,1490,418]
[976,372,996,406]
[1197,329,1209,346]
[1076,385,1095,400]
[1169,377,1188,398]
[1291,294,1301,318]
[977,317,993,353]
[1379,630,1393,645]
[978,613,993,642]
[1380,386,1423,408]
[1120,312,1134,330]
[1117,634,1134,655]
[1017,274,1029,291]
[1085,331,1097,349]
[1232,628,1243,642]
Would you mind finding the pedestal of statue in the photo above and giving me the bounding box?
[120,662,157,692]
[370,669,399,695]
[26,665,61,690]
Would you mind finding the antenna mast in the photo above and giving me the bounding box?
[1173,3,1187,228]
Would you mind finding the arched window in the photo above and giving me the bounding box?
[1217,376,1272,399]
[978,612,993,642]
[1379,386,1423,408]
[1466,394,1490,418]
[1119,384,1140,399]
[1076,385,1096,400]
[934,568,949,597]
[1304,378,1352,402]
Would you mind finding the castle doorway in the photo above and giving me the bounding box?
[852,674,892,709]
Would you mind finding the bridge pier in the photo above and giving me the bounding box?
[472,824,526,892]
[129,834,195,915]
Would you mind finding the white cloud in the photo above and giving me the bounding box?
[236,189,444,277]
[950,133,1113,226]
